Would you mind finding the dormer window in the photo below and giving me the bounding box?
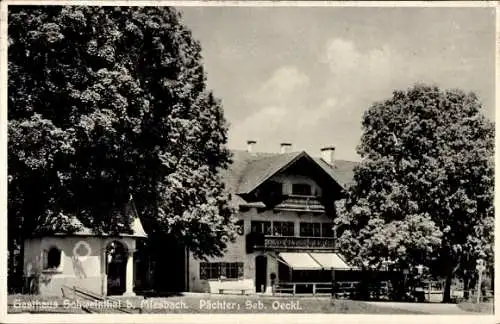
[292,183,312,196]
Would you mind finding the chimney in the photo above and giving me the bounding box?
[280,142,292,154]
[247,140,257,153]
[320,146,335,166]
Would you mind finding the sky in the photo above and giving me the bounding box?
[179,6,496,161]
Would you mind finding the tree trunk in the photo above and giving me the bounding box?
[14,237,25,293]
[463,276,470,300]
[490,265,494,294]
[7,240,15,293]
[442,274,452,303]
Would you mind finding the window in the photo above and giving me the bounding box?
[200,262,244,280]
[226,262,242,279]
[292,183,312,196]
[43,246,62,271]
[300,223,322,237]
[322,223,334,237]
[200,262,219,280]
[251,221,272,235]
[47,248,61,268]
[300,223,335,237]
[272,222,295,236]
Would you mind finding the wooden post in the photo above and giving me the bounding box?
[312,283,316,296]
[332,225,337,299]
[477,273,483,303]
[331,268,336,298]
[476,259,485,303]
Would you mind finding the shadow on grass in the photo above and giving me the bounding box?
[140,290,184,298]
[457,302,494,314]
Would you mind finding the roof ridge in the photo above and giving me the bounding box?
[229,149,359,164]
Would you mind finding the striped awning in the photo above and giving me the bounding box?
[279,252,352,270]
[279,252,322,270]
[309,252,351,270]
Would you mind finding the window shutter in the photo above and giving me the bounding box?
[314,223,321,237]
[264,222,272,235]
[219,262,226,278]
[237,263,244,278]
[299,223,306,236]
[200,263,208,280]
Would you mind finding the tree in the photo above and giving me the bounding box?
[336,84,494,302]
[8,6,238,286]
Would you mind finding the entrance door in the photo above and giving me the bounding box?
[106,241,127,295]
[255,255,267,293]
[278,261,291,283]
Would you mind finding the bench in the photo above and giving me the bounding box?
[207,279,254,295]
[218,288,251,295]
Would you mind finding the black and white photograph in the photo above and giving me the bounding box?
[2,1,496,320]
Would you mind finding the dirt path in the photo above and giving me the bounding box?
[365,301,471,314]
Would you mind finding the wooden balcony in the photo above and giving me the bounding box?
[273,195,325,213]
[246,233,335,252]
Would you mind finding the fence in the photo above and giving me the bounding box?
[273,280,493,303]
[413,281,494,303]
[273,280,392,299]
[273,282,333,296]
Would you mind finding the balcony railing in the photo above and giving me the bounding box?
[274,195,325,213]
[246,233,335,252]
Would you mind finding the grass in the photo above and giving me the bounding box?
[457,301,494,314]
[7,293,424,314]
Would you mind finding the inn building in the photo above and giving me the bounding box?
[187,141,358,293]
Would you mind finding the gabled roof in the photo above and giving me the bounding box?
[313,157,358,188]
[38,198,148,238]
[223,149,358,199]
[56,215,147,238]
[237,151,303,194]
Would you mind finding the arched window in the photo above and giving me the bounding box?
[46,247,61,269]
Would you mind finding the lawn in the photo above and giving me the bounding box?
[457,301,494,314]
[8,294,425,314]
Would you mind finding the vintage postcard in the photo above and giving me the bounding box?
[1,1,497,323]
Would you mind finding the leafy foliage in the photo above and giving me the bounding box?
[336,84,494,298]
[8,6,237,260]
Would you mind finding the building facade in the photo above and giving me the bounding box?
[22,200,148,296]
[187,143,357,293]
